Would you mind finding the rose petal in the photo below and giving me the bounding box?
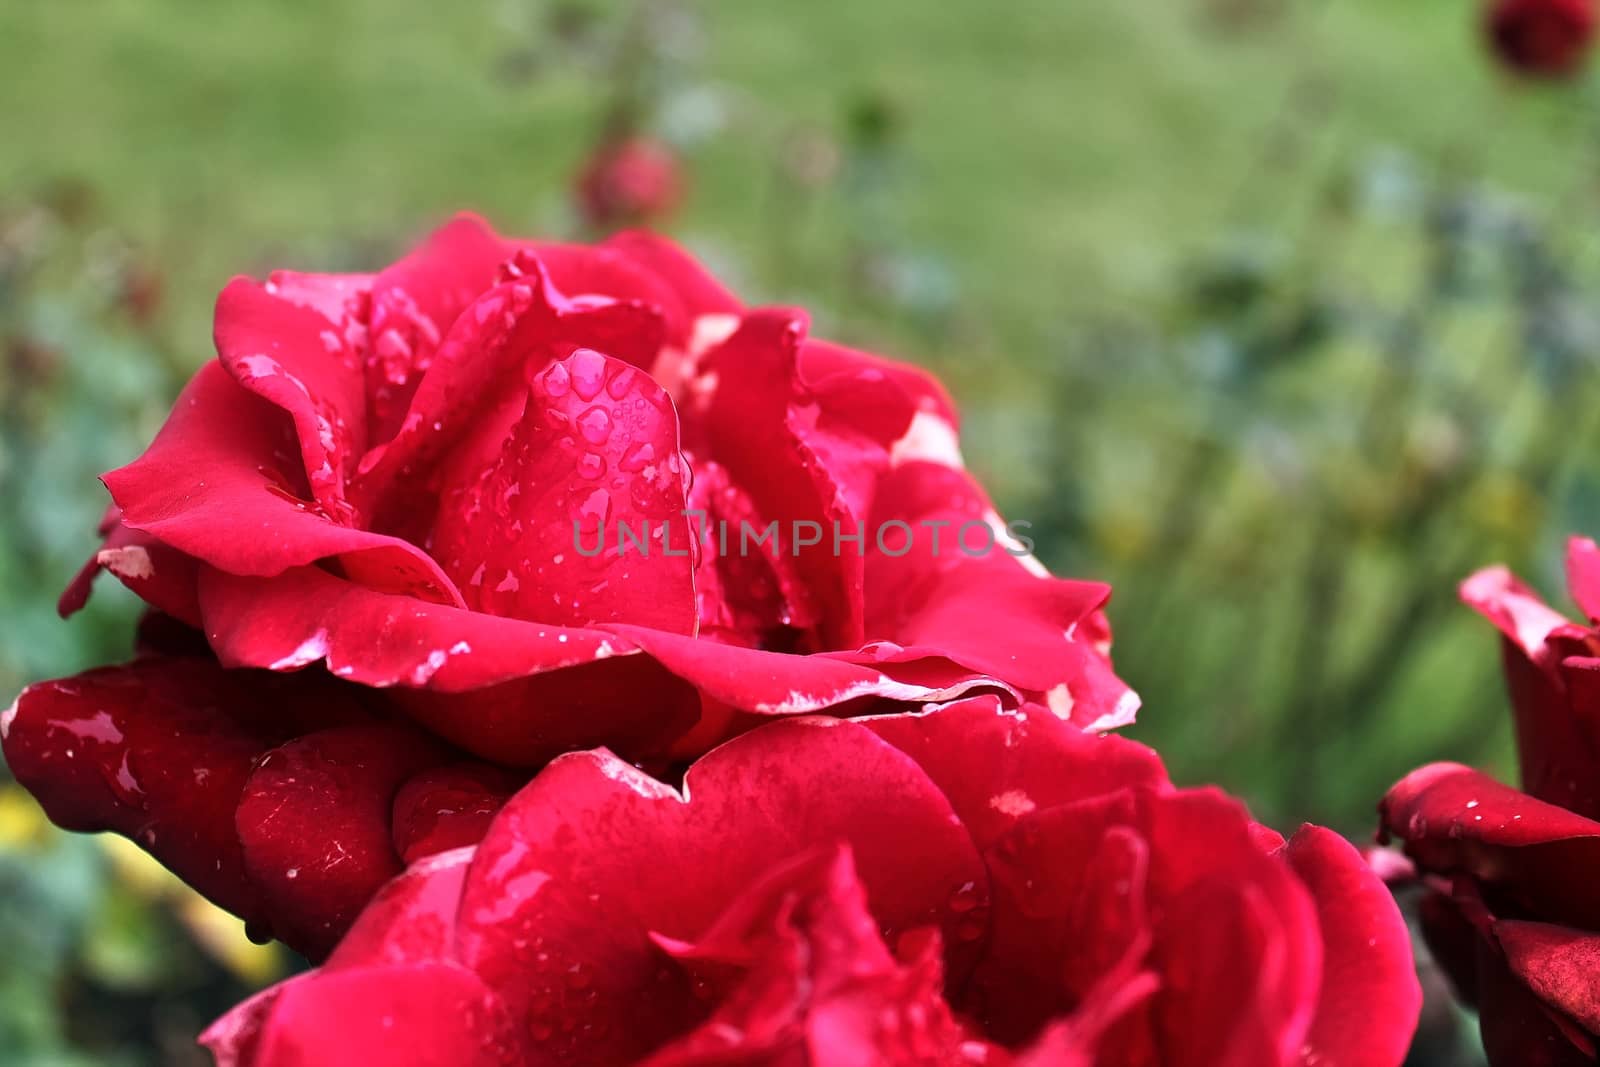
[859,460,1138,727]
[451,718,986,1063]
[324,847,475,971]
[1477,930,1597,1067]
[692,309,864,649]
[215,276,367,516]
[599,622,985,726]
[58,517,201,625]
[641,846,972,1066]
[600,230,742,320]
[362,214,517,440]
[103,362,461,604]
[1497,920,1600,1035]
[1381,763,1600,930]
[1280,825,1422,1067]
[236,723,450,958]
[433,347,696,633]
[262,270,373,324]
[1,657,367,930]
[862,696,1169,853]
[1460,564,1578,667]
[1566,537,1600,625]
[350,261,667,539]
[391,765,521,865]
[241,963,521,1067]
[197,564,701,764]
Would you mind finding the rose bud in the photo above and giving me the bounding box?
[204,698,1420,1067]
[1485,0,1597,79]
[574,137,684,231]
[1380,537,1600,1065]
[4,215,1136,958]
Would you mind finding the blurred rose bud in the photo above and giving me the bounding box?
[574,136,684,231]
[1485,0,1597,79]
[119,257,164,326]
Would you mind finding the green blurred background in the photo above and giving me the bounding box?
[5,0,1599,1061]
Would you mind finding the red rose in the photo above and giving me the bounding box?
[575,137,684,231]
[3,216,1135,957]
[1486,0,1597,78]
[1379,537,1600,1065]
[203,698,1419,1067]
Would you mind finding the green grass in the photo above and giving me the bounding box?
[2,0,1592,369]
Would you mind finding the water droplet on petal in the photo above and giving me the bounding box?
[619,441,655,473]
[576,406,613,445]
[570,349,607,401]
[542,362,571,397]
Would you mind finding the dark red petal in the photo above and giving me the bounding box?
[1459,562,1600,816]
[2,658,367,929]
[1149,844,1321,1067]
[1516,644,1600,820]
[362,214,517,440]
[196,565,700,764]
[600,230,742,320]
[642,847,973,1066]
[239,963,521,1067]
[1280,825,1421,1067]
[599,621,983,727]
[324,847,474,971]
[103,362,461,604]
[199,564,626,690]
[200,975,304,1067]
[800,337,958,441]
[236,724,450,959]
[262,270,372,324]
[349,260,666,532]
[1460,564,1578,668]
[529,238,702,342]
[1497,920,1600,1035]
[432,347,696,633]
[1566,537,1600,624]
[391,764,521,865]
[452,718,986,1063]
[861,460,1138,727]
[58,518,201,625]
[694,309,864,649]
[1477,930,1597,1067]
[681,459,819,648]
[863,696,1170,853]
[1380,763,1600,931]
[215,277,366,517]
[973,812,1157,1048]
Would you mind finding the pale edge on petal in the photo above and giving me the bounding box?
[751,674,1004,715]
[0,691,18,741]
[97,545,155,581]
[890,409,965,470]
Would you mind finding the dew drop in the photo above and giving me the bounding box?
[572,488,613,527]
[948,881,979,913]
[606,366,636,399]
[542,362,571,397]
[576,406,613,445]
[577,452,607,480]
[619,441,655,473]
[570,349,607,400]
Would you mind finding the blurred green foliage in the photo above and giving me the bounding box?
[5,0,1598,1062]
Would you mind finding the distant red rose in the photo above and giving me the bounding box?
[1380,537,1600,1065]
[204,698,1420,1067]
[1486,0,1597,78]
[3,215,1135,957]
[575,137,684,230]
